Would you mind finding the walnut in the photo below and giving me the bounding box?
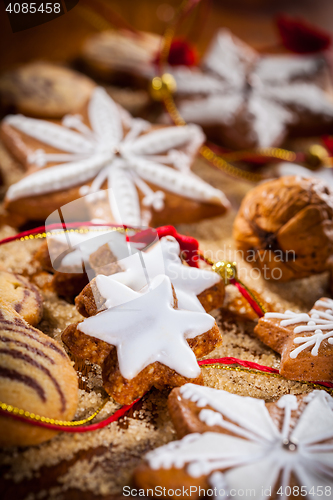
[233,176,333,281]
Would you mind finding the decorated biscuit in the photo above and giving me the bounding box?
[2,87,229,226]
[0,270,43,326]
[166,29,333,149]
[254,297,333,382]
[0,62,94,118]
[77,235,225,315]
[134,384,333,499]
[62,275,221,404]
[0,299,78,447]
[81,29,159,82]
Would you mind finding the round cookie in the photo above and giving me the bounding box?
[0,299,79,447]
[0,62,95,118]
[0,271,43,326]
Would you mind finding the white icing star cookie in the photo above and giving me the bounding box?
[92,235,223,312]
[62,275,222,404]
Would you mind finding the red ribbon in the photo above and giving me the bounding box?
[0,399,139,433]
[153,37,198,67]
[229,279,265,318]
[2,357,332,432]
[198,357,279,373]
[0,223,263,316]
[156,225,200,268]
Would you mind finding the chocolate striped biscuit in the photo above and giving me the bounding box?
[0,299,78,447]
[0,271,43,326]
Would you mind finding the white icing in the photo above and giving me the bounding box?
[166,29,333,148]
[203,29,251,89]
[274,163,333,202]
[97,236,221,312]
[247,92,294,148]
[6,87,228,225]
[265,305,333,358]
[255,55,322,84]
[145,385,333,500]
[179,384,279,441]
[177,94,243,127]
[78,274,215,380]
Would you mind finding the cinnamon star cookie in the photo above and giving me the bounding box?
[62,275,222,404]
[77,234,225,313]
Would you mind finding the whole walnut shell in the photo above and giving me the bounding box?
[233,176,333,281]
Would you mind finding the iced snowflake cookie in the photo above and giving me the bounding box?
[76,235,225,315]
[0,270,43,326]
[134,384,333,499]
[62,275,221,404]
[81,29,160,83]
[254,297,333,382]
[0,62,94,118]
[167,29,333,149]
[0,298,78,447]
[1,86,229,226]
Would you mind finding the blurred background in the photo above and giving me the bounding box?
[1,0,333,72]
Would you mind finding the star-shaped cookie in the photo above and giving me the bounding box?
[134,384,333,499]
[254,297,333,381]
[62,275,222,404]
[77,235,225,314]
[168,29,333,149]
[1,86,229,226]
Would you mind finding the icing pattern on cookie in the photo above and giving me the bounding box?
[105,236,220,312]
[265,300,333,358]
[170,29,333,148]
[5,87,228,226]
[78,275,215,380]
[273,162,333,192]
[145,385,333,497]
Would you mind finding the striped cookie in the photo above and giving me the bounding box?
[0,299,78,447]
[0,271,43,326]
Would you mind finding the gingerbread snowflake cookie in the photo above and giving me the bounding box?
[62,274,222,404]
[168,29,333,149]
[1,86,229,226]
[0,62,94,118]
[134,384,333,499]
[254,297,333,382]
